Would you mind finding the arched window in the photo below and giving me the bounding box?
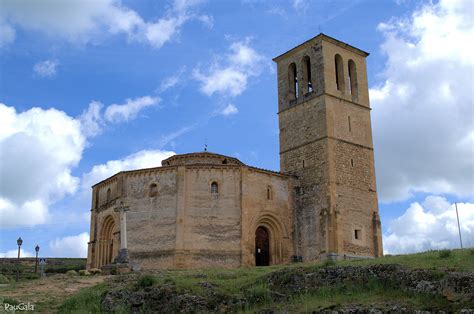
[266,186,273,200]
[149,183,158,197]
[288,63,298,100]
[348,59,358,100]
[106,188,111,203]
[302,56,313,94]
[211,181,219,194]
[335,54,345,92]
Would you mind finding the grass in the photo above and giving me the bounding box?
[57,249,474,312]
[57,283,108,314]
[335,249,474,272]
[268,280,454,312]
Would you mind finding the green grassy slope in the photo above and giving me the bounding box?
[59,249,473,313]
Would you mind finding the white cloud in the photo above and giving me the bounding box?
[371,0,474,202]
[383,195,474,254]
[81,149,175,191]
[159,67,186,92]
[104,96,159,123]
[193,39,266,97]
[0,103,85,227]
[0,0,207,48]
[79,101,104,138]
[0,248,33,258]
[49,232,89,258]
[0,19,15,47]
[221,103,238,116]
[0,95,162,228]
[33,59,59,78]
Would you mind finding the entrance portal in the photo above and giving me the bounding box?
[255,226,270,266]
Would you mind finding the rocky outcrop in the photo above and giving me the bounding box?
[100,264,474,312]
[265,264,474,303]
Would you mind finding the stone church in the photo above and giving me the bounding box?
[86,34,383,270]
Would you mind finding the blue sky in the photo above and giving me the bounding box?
[0,0,473,258]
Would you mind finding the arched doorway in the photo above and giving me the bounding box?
[98,216,116,267]
[255,226,270,266]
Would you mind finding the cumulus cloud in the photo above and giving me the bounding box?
[104,96,159,123]
[0,95,163,227]
[49,232,89,257]
[383,196,474,254]
[221,103,238,116]
[0,248,33,258]
[0,104,85,227]
[81,149,175,191]
[371,0,474,202]
[33,59,59,78]
[0,0,208,48]
[193,39,266,97]
[79,101,104,138]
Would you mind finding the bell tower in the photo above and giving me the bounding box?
[273,34,383,261]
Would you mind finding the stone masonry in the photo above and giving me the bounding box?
[87,33,383,270]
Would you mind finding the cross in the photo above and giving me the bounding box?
[114,202,130,250]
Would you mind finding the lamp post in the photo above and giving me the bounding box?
[16,237,23,281]
[35,245,40,273]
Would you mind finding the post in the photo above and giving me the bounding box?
[114,202,130,263]
[16,237,23,281]
[35,245,40,273]
[455,203,463,249]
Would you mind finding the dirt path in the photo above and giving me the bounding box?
[0,274,106,312]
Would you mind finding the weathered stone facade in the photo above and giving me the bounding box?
[87,34,383,270]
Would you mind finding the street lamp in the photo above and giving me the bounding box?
[17,237,23,258]
[16,237,23,281]
[35,245,40,273]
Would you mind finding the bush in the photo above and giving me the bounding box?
[244,284,271,304]
[470,249,474,256]
[67,270,78,277]
[439,250,452,258]
[0,274,9,284]
[89,268,102,275]
[322,259,336,267]
[136,275,156,288]
[79,270,90,276]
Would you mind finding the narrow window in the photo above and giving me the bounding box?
[302,56,313,94]
[351,159,354,167]
[355,229,361,240]
[348,59,358,100]
[302,160,305,168]
[211,182,219,194]
[288,63,298,100]
[267,186,272,200]
[106,188,111,203]
[348,116,352,132]
[335,54,345,92]
[149,183,158,197]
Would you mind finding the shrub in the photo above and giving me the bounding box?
[89,268,102,275]
[67,270,78,277]
[0,274,9,284]
[439,250,452,258]
[322,259,336,267]
[244,284,271,304]
[137,275,156,288]
[470,249,474,256]
[79,270,90,276]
